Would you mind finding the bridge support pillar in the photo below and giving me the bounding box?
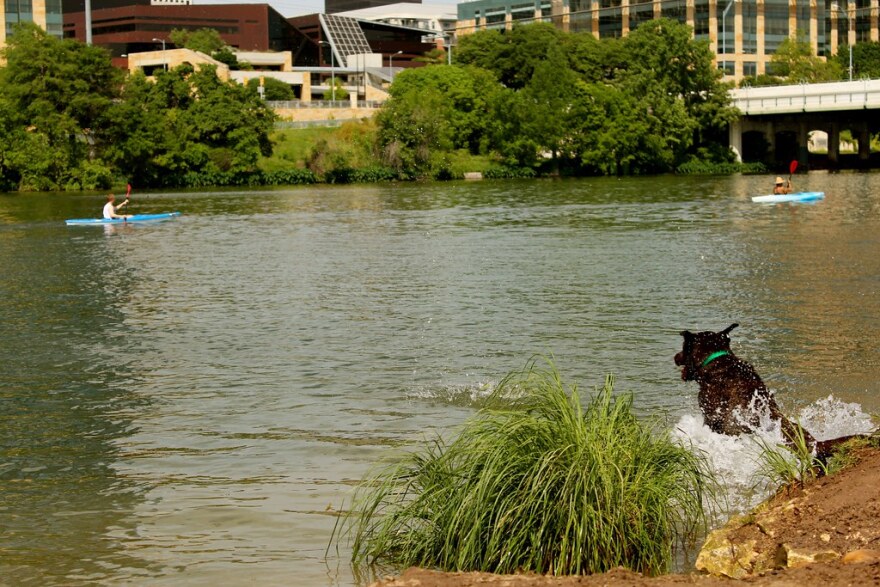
[798,122,809,168]
[828,123,840,166]
[859,123,871,161]
[729,119,743,162]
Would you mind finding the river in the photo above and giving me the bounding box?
[2,173,879,586]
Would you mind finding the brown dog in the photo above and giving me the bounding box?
[674,323,857,461]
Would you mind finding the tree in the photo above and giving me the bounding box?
[247,77,295,101]
[455,23,568,90]
[169,28,239,67]
[322,78,349,101]
[570,82,650,175]
[835,41,880,79]
[511,44,580,171]
[377,88,451,171]
[383,65,503,155]
[618,19,738,167]
[0,23,120,189]
[771,36,842,82]
[169,28,225,55]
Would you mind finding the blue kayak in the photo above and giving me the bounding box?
[66,212,181,226]
[751,192,824,203]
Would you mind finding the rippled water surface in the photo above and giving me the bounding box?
[2,173,879,585]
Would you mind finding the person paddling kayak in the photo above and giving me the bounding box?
[103,193,131,220]
[772,176,792,195]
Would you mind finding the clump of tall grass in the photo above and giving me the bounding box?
[756,426,880,489]
[754,423,825,489]
[338,360,715,577]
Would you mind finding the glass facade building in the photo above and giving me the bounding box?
[3,0,63,45]
[456,0,880,81]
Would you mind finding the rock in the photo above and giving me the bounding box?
[842,549,880,564]
[778,544,840,568]
[695,527,759,579]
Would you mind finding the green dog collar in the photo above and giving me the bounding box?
[701,350,729,368]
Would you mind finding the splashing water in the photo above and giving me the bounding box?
[674,394,877,518]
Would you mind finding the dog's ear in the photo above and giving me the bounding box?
[680,330,693,338]
[721,323,739,335]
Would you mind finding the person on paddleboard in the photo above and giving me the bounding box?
[773,176,792,195]
[103,193,131,219]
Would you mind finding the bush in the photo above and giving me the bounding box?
[340,359,715,577]
[483,166,537,179]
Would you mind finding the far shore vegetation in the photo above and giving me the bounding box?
[8,18,866,193]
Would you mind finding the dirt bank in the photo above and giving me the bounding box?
[371,446,880,587]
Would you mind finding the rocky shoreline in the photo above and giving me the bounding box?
[372,446,880,587]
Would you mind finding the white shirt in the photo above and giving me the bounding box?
[103,201,117,219]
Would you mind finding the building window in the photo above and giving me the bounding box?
[693,0,710,38]
[764,0,789,54]
[540,1,552,20]
[717,0,734,53]
[598,0,622,38]
[485,9,506,28]
[742,0,756,54]
[511,2,534,24]
[629,0,654,30]
[743,61,757,77]
[855,0,869,43]
[660,0,687,24]
[569,0,593,32]
[718,60,734,75]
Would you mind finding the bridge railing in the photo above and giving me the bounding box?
[731,79,880,115]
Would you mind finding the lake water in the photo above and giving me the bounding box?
[2,173,879,586]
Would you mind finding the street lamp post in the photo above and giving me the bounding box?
[320,40,335,102]
[832,2,855,81]
[152,38,167,71]
[389,50,402,82]
[721,0,734,75]
[444,33,453,65]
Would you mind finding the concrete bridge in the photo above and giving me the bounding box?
[728,79,880,167]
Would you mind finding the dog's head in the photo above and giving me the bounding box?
[674,323,738,381]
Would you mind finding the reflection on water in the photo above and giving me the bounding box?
[1,172,879,585]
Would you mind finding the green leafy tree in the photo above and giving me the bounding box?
[510,45,580,171]
[619,19,738,167]
[413,47,447,65]
[169,27,240,67]
[247,77,295,101]
[169,28,225,55]
[377,88,451,171]
[455,23,567,89]
[322,78,350,101]
[451,29,505,73]
[382,65,503,157]
[570,82,649,175]
[0,23,120,190]
[835,41,880,79]
[771,36,842,82]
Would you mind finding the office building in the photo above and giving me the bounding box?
[456,0,879,81]
[2,0,63,46]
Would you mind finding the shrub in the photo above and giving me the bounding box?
[339,359,714,577]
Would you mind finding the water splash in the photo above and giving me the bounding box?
[406,380,499,407]
[674,394,876,518]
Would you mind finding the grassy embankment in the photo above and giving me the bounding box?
[259,123,506,180]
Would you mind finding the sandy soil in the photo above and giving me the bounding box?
[371,447,880,587]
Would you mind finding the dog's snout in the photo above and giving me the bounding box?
[674,351,684,366]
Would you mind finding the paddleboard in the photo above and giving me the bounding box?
[751,192,824,204]
[66,212,181,226]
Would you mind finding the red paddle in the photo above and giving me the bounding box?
[788,160,797,184]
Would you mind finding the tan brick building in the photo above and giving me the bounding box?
[456,0,880,82]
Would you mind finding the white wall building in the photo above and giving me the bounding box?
[335,2,457,37]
